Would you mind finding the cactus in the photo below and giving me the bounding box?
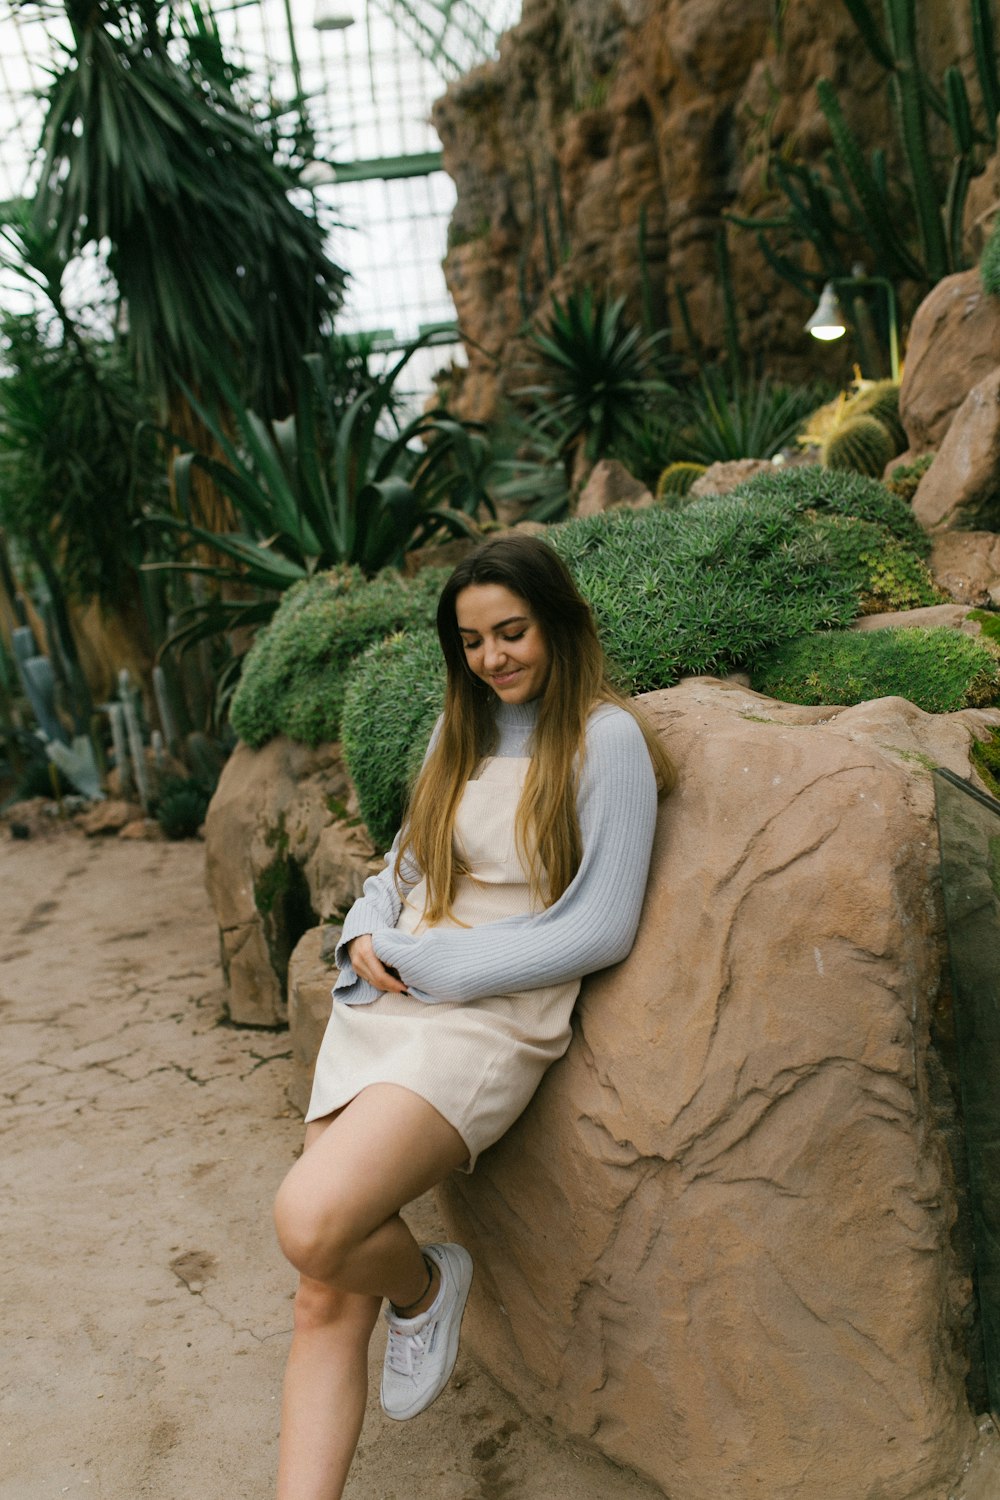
[822,415,896,477]
[656,462,707,504]
[982,215,1000,297]
[842,380,907,454]
[733,0,997,299]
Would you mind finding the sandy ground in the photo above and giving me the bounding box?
[2,826,999,1500]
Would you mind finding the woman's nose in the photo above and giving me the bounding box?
[483,637,507,669]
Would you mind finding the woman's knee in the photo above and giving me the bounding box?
[273,1169,363,1281]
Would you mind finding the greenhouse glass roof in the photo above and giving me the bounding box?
[0,0,520,391]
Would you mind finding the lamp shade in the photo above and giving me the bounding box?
[314,1,355,29]
[806,282,847,342]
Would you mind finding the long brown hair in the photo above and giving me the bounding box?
[396,532,675,922]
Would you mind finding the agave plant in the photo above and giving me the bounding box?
[518,288,674,466]
[677,369,832,466]
[144,341,494,657]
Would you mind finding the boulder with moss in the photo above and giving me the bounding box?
[204,739,378,1025]
[438,678,999,1500]
[751,626,1000,713]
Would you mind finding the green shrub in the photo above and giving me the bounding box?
[230,565,447,749]
[154,775,213,839]
[341,629,446,848]
[808,514,942,614]
[549,495,858,692]
[981,215,1000,298]
[752,628,1000,714]
[547,471,940,692]
[885,453,935,503]
[731,464,930,553]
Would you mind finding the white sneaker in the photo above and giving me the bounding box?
[380,1242,473,1421]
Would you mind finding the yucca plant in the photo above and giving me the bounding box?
[31,0,345,418]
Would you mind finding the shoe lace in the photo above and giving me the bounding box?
[385,1321,431,1377]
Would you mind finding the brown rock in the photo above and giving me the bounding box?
[204,739,377,1026]
[76,799,143,837]
[118,818,166,841]
[687,457,773,498]
[287,925,337,1115]
[438,680,994,1500]
[930,530,1000,607]
[575,459,653,517]
[849,603,981,635]
[911,367,1000,533]
[900,271,1000,453]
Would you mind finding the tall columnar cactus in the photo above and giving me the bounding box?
[733,0,1000,298]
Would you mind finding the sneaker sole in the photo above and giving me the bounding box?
[381,1244,473,1421]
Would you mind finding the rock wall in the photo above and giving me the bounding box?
[203,738,376,1026]
[433,0,990,422]
[436,679,1000,1500]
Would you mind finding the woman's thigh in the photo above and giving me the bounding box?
[276,1084,468,1251]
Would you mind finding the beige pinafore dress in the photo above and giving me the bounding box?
[306,756,580,1168]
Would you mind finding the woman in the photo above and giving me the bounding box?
[273,532,675,1499]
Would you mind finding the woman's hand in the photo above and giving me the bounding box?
[346,934,409,994]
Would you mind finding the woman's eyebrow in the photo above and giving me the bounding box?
[458,615,529,634]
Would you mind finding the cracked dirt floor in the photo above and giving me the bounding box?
[0,831,667,1500]
[3,829,999,1500]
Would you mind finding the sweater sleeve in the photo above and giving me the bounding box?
[331,717,439,984]
[370,706,659,1003]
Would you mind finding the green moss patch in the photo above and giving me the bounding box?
[230,565,447,749]
[971,728,1000,801]
[752,628,1000,714]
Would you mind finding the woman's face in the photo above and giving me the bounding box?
[455,583,551,703]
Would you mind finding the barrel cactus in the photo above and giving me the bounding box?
[841,380,906,454]
[656,461,706,506]
[821,415,896,477]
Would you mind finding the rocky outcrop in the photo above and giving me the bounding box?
[687,456,772,497]
[912,367,1000,533]
[433,0,982,420]
[203,738,376,1026]
[900,270,1000,455]
[930,531,1000,607]
[287,925,340,1114]
[575,458,653,516]
[436,679,998,1500]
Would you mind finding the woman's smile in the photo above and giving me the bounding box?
[454,583,552,703]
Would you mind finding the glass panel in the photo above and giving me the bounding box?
[934,768,1000,1415]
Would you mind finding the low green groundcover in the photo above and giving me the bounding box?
[752,627,1000,714]
[230,565,447,749]
[341,628,445,849]
[548,466,937,693]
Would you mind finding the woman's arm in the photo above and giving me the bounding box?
[372,707,659,1003]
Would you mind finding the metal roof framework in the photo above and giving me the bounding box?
[0,0,520,390]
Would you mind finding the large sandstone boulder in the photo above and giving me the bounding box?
[438,679,999,1500]
[204,739,376,1025]
[912,367,1000,533]
[930,531,1000,608]
[900,270,1000,454]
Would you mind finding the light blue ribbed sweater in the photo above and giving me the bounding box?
[333,698,658,1006]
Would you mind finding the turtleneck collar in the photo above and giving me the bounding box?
[494,698,540,730]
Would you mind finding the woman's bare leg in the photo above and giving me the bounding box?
[274,1085,469,1500]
